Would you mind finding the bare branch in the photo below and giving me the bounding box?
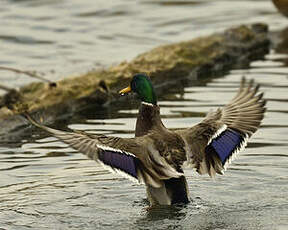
[0,84,13,92]
[0,66,57,87]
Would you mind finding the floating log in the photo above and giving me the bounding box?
[0,23,270,137]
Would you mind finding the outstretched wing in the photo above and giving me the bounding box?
[25,114,182,187]
[176,78,266,176]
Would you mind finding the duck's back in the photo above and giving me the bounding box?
[135,102,190,205]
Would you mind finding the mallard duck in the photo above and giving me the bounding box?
[25,73,266,206]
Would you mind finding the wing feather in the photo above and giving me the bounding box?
[176,77,266,176]
[25,114,183,187]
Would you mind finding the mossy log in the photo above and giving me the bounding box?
[0,23,269,136]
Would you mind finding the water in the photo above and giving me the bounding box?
[0,0,286,89]
[1,54,288,229]
[0,0,288,229]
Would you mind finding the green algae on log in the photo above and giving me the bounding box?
[0,23,269,133]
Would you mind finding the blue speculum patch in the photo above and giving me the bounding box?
[98,149,138,178]
[206,129,244,165]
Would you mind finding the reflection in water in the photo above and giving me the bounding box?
[275,27,288,58]
[135,205,188,230]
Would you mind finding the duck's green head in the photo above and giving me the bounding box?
[119,73,157,105]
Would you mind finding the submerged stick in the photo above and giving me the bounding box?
[0,84,13,92]
[0,66,57,87]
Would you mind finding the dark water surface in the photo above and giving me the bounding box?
[1,0,288,230]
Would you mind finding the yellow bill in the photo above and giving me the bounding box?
[119,85,131,94]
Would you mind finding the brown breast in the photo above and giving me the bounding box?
[135,103,163,137]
